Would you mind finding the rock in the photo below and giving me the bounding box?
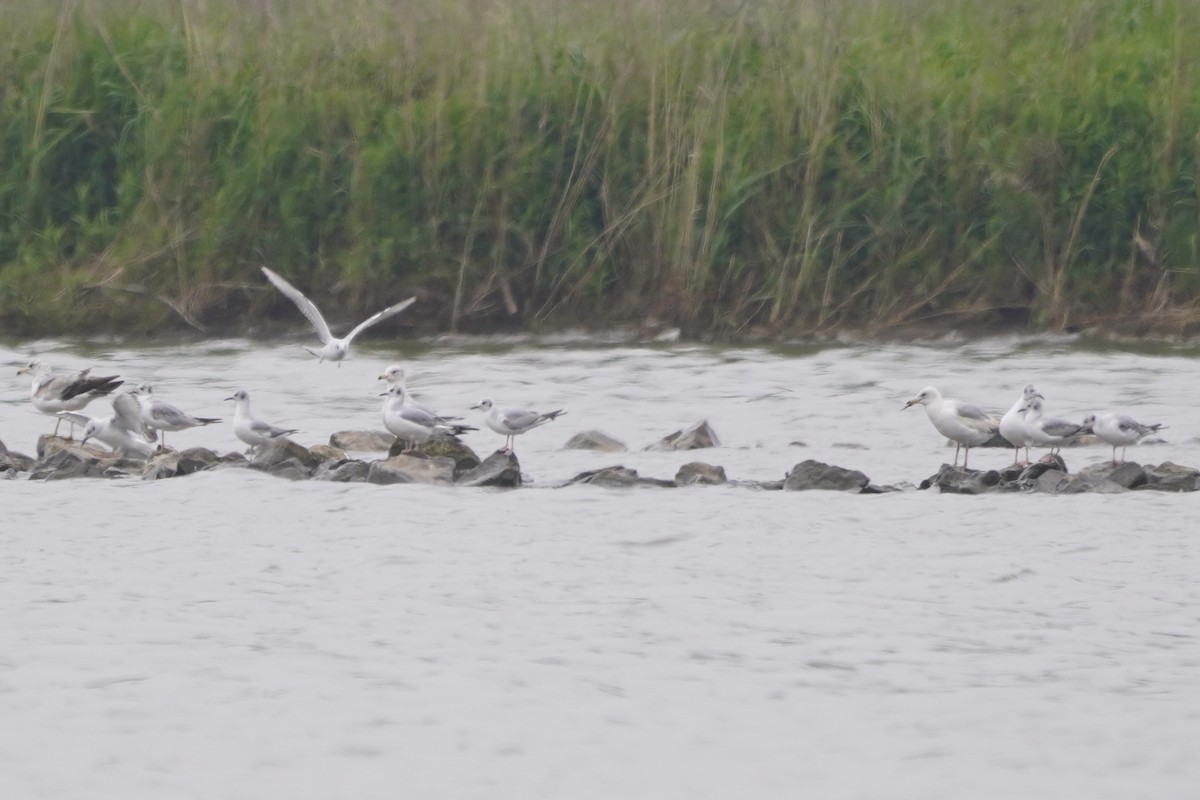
[102,457,149,479]
[368,454,456,486]
[308,444,348,463]
[251,437,322,474]
[329,430,395,452]
[28,446,106,480]
[456,451,523,488]
[1030,469,1068,494]
[1139,462,1200,492]
[392,437,482,478]
[649,420,719,451]
[37,434,108,461]
[919,465,1002,495]
[674,462,727,486]
[1056,473,1126,494]
[784,460,870,492]
[1078,461,1147,489]
[565,465,676,489]
[142,450,180,481]
[0,446,35,474]
[312,459,371,482]
[176,447,223,475]
[563,430,627,452]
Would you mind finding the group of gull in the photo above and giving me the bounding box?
[15,267,564,460]
[904,385,1164,469]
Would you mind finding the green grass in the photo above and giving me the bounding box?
[2,0,1199,338]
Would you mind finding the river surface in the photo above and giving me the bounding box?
[2,335,1199,799]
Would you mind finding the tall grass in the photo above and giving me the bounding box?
[1,0,1199,337]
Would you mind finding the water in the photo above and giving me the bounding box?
[2,336,1199,799]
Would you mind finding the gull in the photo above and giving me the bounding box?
[260,266,416,366]
[58,392,156,459]
[903,386,998,469]
[225,389,297,453]
[17,360,123,437]
[132,384,221,448]
[472,398,565,454]
[377,364,459,419]
[1023,396,1086,455]
[380,385,475,451]
[998,384,1043,465]
[1082,412,1165,465]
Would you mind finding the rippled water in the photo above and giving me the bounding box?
[2,335,1199,799]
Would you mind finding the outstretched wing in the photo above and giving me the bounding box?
[113,392,154,440]
[56,411,93,428]
[344,297,417,344]
[261,266,332,344]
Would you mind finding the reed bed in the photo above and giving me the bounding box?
[1,0,1198,337]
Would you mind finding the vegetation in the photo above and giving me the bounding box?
[1,0,1199,339]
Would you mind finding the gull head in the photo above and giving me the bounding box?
[135,383,155,396]
[17,359,46,377]
[225,389,249,403]
[80,420,102,445]
[1080,413,1096,433]
[472,399,494,411]
[378,365,405,383]
[903,386,940,410]
[380,384,406,399]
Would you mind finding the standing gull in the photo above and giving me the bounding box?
[903,386,998,469]
[998,384,1043,465]
[1022,396,1087,455]
[377,364,458,419]
[132,384,221,448]
[472,398,565,454]
[58,392,156,459]
[260,266,416,366]
[225,390,297,453]
[380,385,475,451]
[17,360,123,437]
[1083,412,1164,465]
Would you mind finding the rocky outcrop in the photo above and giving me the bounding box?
[456,451,523,488]
[564,465,676,489]
[329,430,395,452]
[563,430,628,452]
[674,462,727,486]
[367,454,456,486]
[649,420,719,451]
[784,460,870,492]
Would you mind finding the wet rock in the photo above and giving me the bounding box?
[1139,462,1200,492]
[649,420,719,451]
[1078,461,1148,490]
[920,465,1002,495]
[28,445,107,480]
[308,444,348,463]
[142,450,180,481]
[1056,473,1126,494]
[1029,469,1068,494]
[176,447,223,475]
[674,462,727,486]
[784,460,870,493]
[102,457,150,479]
[393,437,482,478]
[565,465,676,489]
[37,434,108,461]
[563,430,627,452]
[267,461,311,481]
[456,451,523,488]
[251,437,322,474]
[329,430,395,452]
[312,459,370,482]
[0,444,34,474]
[368,454,456,486]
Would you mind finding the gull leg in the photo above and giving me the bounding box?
[53,416,62,438]
[963,446,970,469]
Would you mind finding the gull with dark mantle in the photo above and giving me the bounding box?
[903,385,998,469]
[260,266,416,366]
[18,360,123,438]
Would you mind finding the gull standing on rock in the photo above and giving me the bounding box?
[59,392,156,459]
[260,266,417,366]
[17,360,124,437]
[472,398,565,454]
[380,385,475,452]
[1083,412,1165,465]
[903,386,998,469]
[377,364,457,419]
[225,389,297,453]
[132,384,221,448]
[999,384,1043,465]
[1022,396,1087,456]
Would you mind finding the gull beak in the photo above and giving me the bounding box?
[470,404,483,411]
[902,398,920,410]
[17,367,29,375]
[223,395,236,401]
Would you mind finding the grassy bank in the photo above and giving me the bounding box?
[1,0,1199,339]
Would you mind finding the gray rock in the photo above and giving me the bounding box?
[456,451,523,488]
[176,447,223,475]
[312,459,371,482]
[1056,473,1126,494]
[563,430,628,452]
[649,420,719,451]
[784,459,870,492]
[29,446,106,480]
[1030,469,1068,494]
[675,462,727,486]
[37,434,109,461]
[329,430,395,452]
[1078,461,1147,489]
[142,450,180,481]
[0,446,35,473]
[1138,462,1200,492]
[251,437,322,474]
[391,437,482,478]
[368,454,456,486]
[920,465,1002,495]
[268,462,311,481]
[309,444,348,463]
[565,465,676,489]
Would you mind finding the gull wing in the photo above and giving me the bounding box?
[149,401,195,428]
[113,392,154,439]
[396,403,439,430]
[500,407,544,431]
[250,419,295,438]
[261,266,333,344]
[1040,418,1083,438]
[953,401,999,433]
[344,297,417,344]
[56,411,93,428]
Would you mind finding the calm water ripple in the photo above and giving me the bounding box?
[1,336,1198,799]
